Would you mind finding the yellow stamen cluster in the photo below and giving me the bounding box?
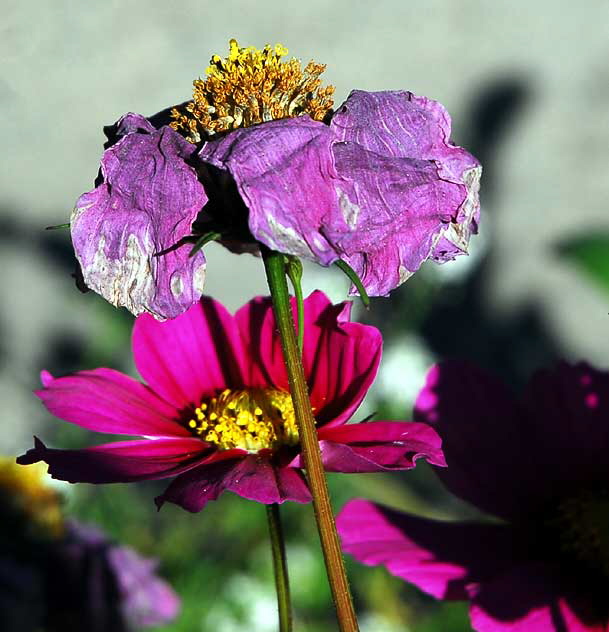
[0,459,63,538]
[551,489,609,576]
[170,38,335,143]
[186,388,303,452]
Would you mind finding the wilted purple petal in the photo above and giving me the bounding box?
[200,90,480,297]
[72,114,208,320]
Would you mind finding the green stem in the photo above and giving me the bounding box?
[266,504,292,632]
[285,256,305,353]
[262,246,359,632]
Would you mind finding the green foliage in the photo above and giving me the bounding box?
[557,233,609,296]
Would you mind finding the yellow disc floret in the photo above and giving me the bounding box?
[551,489,609,576]
[170,38,335,142]
[186,388,305,452]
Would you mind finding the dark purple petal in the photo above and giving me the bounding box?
[469,561,608,632]
[337,499,524,600]
[155,456,311,512]
[312,421,445,472]
[414,361,543,520]
[520,362,609,489]
[72,114,208,320]
[17,436,212,484]
[132,297,246,408]
[36,368,186,438]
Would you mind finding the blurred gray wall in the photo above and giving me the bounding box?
[2,0,609,452]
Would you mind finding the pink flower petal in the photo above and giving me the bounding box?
[17,436,212,483]
[234,296,288,391]
[313,421,445,472]
[132,297,246,408]
[36,368,186,437]
[155,456,311,512]
[299,292,382,427]
[469,561,608,632]
[337,499,523,600]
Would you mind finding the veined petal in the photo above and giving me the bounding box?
[17,436,213,483]
[337,499,523,600]
[72,115,207,320]
[300,292,382,426]
[36,368,186,437]
[155,456,311,512]
[313,421,445,472]
[132,297,246,408]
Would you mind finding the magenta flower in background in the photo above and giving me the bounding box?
[71,113,208,320]
[71,41,480,319]
[338,361,609,632]
[18,291,444,512]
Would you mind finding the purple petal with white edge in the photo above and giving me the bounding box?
[200,90,480,297]
[17,436,213,484]
[36,368,186,438]
[310,421,445,472]
[155,456,311,512]
[337,499,524,600]
[72,114,208,320]
[469,561,607,632]
[200,116,340,265]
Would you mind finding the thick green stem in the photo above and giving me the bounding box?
[266,504,292,632]
[262,247,359,632]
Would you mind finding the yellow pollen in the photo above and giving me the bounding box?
[170,38,335,143]
[185,388,307,452]
[550,489,609,576]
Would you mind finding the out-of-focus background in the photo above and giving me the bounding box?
[2,1,609,630]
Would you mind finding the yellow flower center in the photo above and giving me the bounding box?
[170,38,335,142]
[550,489,609,576]
[186,388,302,452]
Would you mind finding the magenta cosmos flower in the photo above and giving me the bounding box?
[71,40,481,319]
[338,360,609,632]
[18,292,444,512]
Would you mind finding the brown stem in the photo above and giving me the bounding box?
[262,246,359,632]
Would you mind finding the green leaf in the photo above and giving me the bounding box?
[189,231,221,257]
[334,259,370,308]
[557,233,609,296]
[45,222,70,230]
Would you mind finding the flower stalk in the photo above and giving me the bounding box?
[266,504,292,632]
[262,246,359,632]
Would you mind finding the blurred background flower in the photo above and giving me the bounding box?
[0,459,180,631]
[2,1,609,629]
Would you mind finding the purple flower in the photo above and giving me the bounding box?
[71,113,208,320]
[71,41,480,319]
[338,361,609,632]
[201,89,481,296]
